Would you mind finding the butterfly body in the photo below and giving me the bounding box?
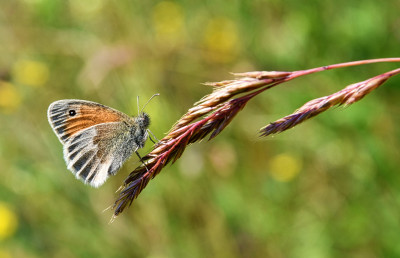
[47,99,151,187]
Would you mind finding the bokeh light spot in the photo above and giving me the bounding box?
[152,1,185,46]
[0,203,18,241]
[269,153,302,182]
[203,17,239,63]
[0,249,11,258]
[13,59,49,87]
[0,82,21,113]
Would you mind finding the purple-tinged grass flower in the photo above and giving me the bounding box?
[112,58,400,217]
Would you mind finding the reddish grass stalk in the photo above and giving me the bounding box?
[112,58,400,217]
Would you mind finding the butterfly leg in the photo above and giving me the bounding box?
[147,129,160,144]
[135,151,149,171]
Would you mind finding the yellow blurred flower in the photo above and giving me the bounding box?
[0,203,18,241]
[152,1,185,46]
[203,17,239,63]
[0,249,11,258]
[269,153,302,182]
[13,59,49,87]
[0,82,21,113]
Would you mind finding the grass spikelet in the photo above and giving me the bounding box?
[112,58,400,217]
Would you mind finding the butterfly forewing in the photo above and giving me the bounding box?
[47,100,130,143]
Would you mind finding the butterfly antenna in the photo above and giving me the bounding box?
[137,96,140,116]
[140,93,160,113]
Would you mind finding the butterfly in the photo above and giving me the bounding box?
[47,95,158,187]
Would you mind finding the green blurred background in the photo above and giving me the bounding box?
[1,0,400,257]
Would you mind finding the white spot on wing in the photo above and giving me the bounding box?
[89,159,113,188]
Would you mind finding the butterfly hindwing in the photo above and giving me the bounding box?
[63,122,140,187]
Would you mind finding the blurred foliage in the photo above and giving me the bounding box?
[0,0,399,257]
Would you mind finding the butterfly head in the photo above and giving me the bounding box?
[136,112,150,129]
